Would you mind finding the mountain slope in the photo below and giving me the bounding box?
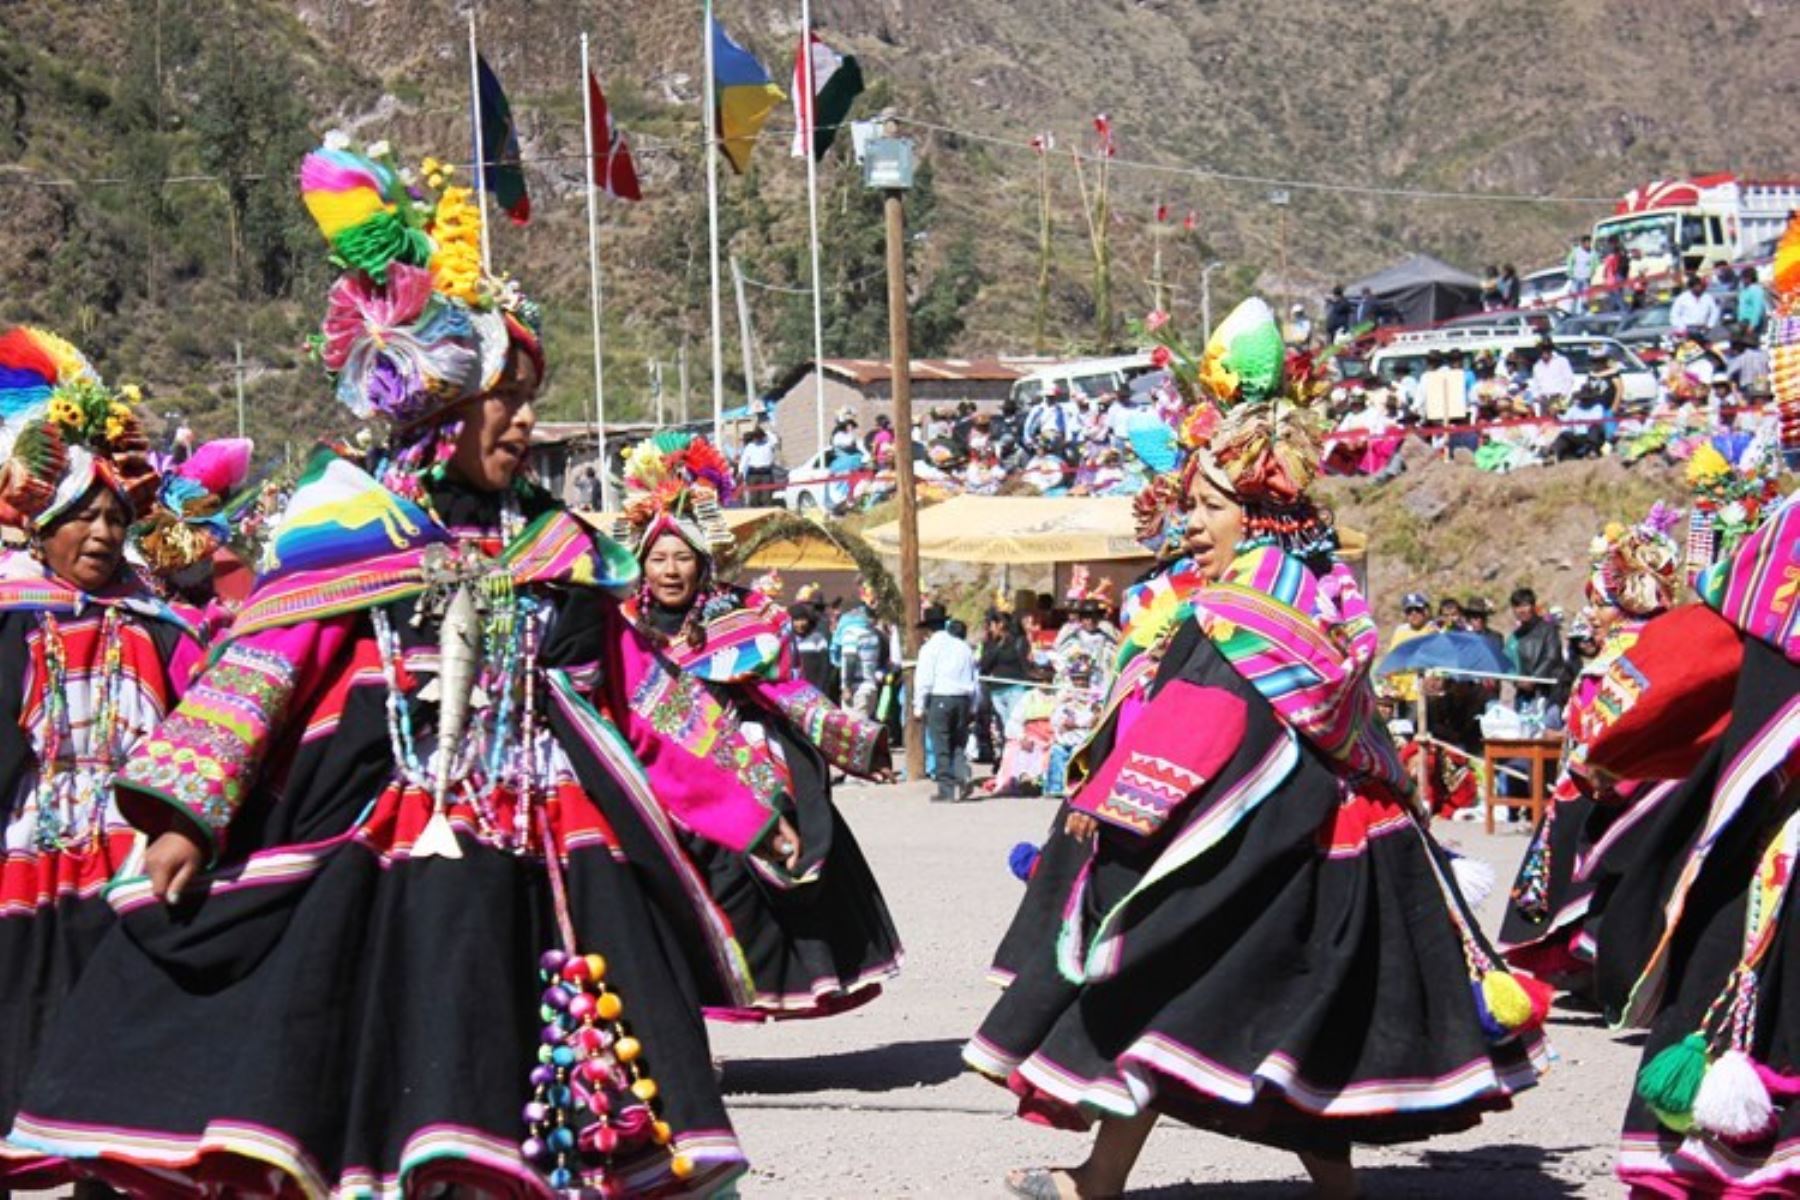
[1,0,1795,450]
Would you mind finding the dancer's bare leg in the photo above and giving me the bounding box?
[1298,1147,1359,1199]
[1005,1110,1158,1198]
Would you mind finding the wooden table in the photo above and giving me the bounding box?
[1480,736,1564,834]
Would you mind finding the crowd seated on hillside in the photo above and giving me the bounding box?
[1321,320,1778,479]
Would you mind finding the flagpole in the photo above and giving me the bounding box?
[467,11,493,275]
[580,33,612,512]
[800,8,827,461]
[703,0,726,448]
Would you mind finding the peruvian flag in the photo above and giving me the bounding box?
[791,31,865,160]
[1029,131,1055,154]
[587,71,642,201]
[1184,210,1198,231]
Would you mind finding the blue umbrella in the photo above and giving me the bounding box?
[1376,630,1512,679]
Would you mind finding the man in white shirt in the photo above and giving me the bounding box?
[1527,340,1576,413]
[913,606,980,802]
[1669,274,1722,337]
[737,427,777,503]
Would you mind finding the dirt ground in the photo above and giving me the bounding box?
[712,779,1635,1198]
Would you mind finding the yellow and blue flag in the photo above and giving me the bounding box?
[709,9,784,174]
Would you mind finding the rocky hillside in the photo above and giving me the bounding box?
[3,1,1796,452]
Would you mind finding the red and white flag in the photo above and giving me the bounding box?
[1155,202,1168,223]
[587,71,642,202]
[1029,131,1055,154]
[1184,209,1198,231]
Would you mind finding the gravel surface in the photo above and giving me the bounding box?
[712,780,1633,1198]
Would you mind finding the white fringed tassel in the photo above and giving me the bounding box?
[1449,851,1497,909]
[1692,1049,1776,1143]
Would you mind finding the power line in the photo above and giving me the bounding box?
[0,112,1622,208]
[891,116,1620,207]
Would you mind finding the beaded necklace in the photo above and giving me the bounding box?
[370,548,551,855]
[31,607,127,854]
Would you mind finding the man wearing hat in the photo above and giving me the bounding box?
[1386,591,1434,710]
[913,604,980,802]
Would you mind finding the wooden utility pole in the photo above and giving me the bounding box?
[882,135,924,783]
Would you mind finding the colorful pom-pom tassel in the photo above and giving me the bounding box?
[1651,1105,1695,1134]
[1513,971,1555,1032]
[1449,850,1497,909]
[1692,1050,1776,1143]
[1470,978,1506,1041]
[1638,1033,1710,1120]
[1008,842,1041,883]
[1479,970,1535,1031]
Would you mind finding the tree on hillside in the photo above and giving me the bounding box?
[190,10,315,301]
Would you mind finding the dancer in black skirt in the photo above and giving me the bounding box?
[1499,504,1682,992]
[0,328,204,1190]
[8,135,796,1197]
[970,299,1550,1199]
[602,432,903,1021]
[1576,494,1800,1196]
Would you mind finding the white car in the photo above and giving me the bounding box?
[779,449,862,513]
[1370,332,1658,407]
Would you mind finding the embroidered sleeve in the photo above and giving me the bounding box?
[116,620,348,862]
[767,678,890,777]
[1071,680,1248,838]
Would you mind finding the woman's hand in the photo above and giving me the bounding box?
[758,816,803,872]
[868,766,896,785]
[144,828,206,905]
[1063,810,1098,841]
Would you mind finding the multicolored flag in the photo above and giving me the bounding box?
[475,54,530,223]
[709,11,785,174]
[791,31,864,160]
[587,71,642,201]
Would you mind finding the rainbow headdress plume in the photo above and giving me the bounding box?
[299,134,544,465]
[0,327,157,531]
[611,431,737,556]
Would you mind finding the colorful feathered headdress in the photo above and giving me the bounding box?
[611,431,737,556]
[1586,502,1682,618]
[133,437,256,577]
[1130,297,1336,561]
[300,134,542,440]
[0,327,158,532]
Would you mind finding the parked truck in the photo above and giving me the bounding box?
[1589,173,1800,285]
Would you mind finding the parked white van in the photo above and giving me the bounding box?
[1369,329,1658,407]
[1009,354,1155,406]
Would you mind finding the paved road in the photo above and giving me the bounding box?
[712,781,1631,1198]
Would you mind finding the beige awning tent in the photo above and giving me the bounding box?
[863,495,1145,564]
[580,507,863,572]
[863,494,1365,564]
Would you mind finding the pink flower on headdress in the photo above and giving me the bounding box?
[1145,309,1171,332]
[320,263,435,371]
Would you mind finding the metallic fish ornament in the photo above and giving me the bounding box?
[413,580,485,860]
